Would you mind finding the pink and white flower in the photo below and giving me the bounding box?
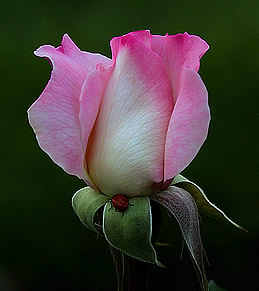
[28,30,210,197]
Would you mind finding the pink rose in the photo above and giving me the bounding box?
[28,31,210,197]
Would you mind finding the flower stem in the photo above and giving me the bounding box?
[110,245,150,291]
[124,254,149,291]
[110,245,125,291]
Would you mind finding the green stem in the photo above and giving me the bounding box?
[110,245,149,291]
[110,246,125,291]
[124,254,149,291]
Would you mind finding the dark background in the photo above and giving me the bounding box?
[1,0,258,290]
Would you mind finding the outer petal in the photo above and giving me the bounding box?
[28,34,111,179]
[151,33,210,180]
[57,34,111,70]
[151,33,209,101]
[86,34,174,196]
[164,68,210,180]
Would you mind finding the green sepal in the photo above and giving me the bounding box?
[72,187,109,233]
[103,197,163,267]
[172,175,247,232]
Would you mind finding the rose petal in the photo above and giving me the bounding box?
[28,34,111,179]
[151,33,210,180]
[58,34,111,70]
[151,33,209,101]
[164,68,210,180]
[79,66,113,189]
[111,30,152,57]
[85,33,174,196]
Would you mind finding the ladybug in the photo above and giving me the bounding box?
[110,194,132,213]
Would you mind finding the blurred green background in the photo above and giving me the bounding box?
[1,0,258,290]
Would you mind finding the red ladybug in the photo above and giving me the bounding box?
[111,194,131,213]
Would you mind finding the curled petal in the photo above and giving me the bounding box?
[28,34,111,179]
